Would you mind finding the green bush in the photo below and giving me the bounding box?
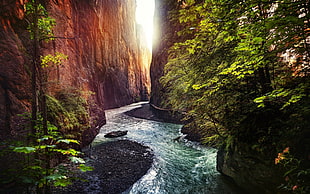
[0,118,93,193]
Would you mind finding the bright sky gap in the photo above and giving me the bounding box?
[136,0,155,50]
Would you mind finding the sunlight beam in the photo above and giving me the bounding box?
[136,0,155,50]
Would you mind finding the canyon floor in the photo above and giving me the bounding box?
[54,140,153,194]
[54,104,156,194]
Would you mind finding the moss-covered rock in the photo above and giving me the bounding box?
[217,143,283,194]
[46,88,90,142]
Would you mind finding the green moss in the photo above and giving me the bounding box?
[46,88,91,140]
[202,134,220,147]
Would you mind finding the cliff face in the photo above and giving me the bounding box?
[0,0,31,140]
[150,0,177,107]
[150,1,188,124]
[217,145,282,193]
[0,0,151,145]
[45,0,151,109]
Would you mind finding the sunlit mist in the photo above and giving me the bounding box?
[136,0,155,50]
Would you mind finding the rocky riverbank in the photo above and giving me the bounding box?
[54,140,153,194]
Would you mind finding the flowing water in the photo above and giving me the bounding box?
[92,102,242,194]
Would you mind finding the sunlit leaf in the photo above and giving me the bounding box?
[13,147,36,153]
[57,139,80,145]
[69,156,85,164]
[78,164,94,172]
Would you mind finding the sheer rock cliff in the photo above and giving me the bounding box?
[0,0,151,145]
[150,0,176,108]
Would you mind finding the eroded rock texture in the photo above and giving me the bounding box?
[0,0,151,145]
[45,0,151,109]
[217,145,283,194]
[0,0,31,140]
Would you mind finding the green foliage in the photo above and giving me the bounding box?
[41,52,68,67]
[162,0,309,191]
[69,156,85,164]
[202,134,221,147]
[78,164,94,172]
[275,147,310,193]
[163,0,309,138]
[2,1,93,192]
[254,81,309,109]
[46,88,91,140]
[2,121,93,192]
[26,0,56,41]
[13,146,36,154]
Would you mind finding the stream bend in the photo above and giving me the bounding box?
[93,102,241,194]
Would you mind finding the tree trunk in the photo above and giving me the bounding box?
[31,0,39,135]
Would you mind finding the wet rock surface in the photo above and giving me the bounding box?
[104,130,128,138]
[55,140,153,194]
[124,103,164,122]
[125,103,184,124]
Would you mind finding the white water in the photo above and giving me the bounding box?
[92,102,241,194]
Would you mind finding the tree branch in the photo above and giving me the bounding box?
[39,36,77,41]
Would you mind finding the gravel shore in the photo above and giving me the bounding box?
[54,140,153,194]
[54,103,158,194]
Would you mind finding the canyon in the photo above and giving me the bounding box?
[0,0,151,145]
[1,0,307,193]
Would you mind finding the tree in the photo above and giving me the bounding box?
[1,1,91,193]
[162,0,309,191]
[26,0,58,136]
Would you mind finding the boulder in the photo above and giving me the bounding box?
[217,145,283,193]
[104,130,128,138]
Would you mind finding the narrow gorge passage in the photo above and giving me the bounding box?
[1,0,308,193]
[91,102,243,194]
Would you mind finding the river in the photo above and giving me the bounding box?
[92,102,242,194]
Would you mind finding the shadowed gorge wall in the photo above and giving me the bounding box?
[150,0,180,108]
[0,0,151,145]
[45,0,151,109]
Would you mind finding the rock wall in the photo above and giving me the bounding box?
[217,145,283,194]
[0,0,151,145]
[150,0,178,107]
[45,0,151,109]
[0,0,31,140]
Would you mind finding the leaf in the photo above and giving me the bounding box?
[37,136,51,142]
[187,47,195,54]
[41,52,68,67]
[54,178,72,187]
[53,148,80,156]
[252,37,263,44]
[29,165,43,170]
[192,84,207,90]
[69,156,85,164]
[284,167,297,177]
[13,147,36,154]
[57,139,80,145]
[78,164,94,172]
[35,145,56,150]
